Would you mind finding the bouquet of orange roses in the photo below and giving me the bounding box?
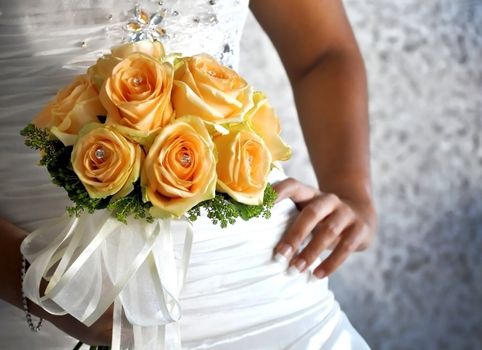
[22,40,291,226]
[20,40,291,350]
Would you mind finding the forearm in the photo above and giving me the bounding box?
[0,218,48,318]
[0,218,28,308]
[290,49,376,229]
[0,218,114,344]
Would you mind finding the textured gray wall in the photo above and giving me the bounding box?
[239,1,482,349]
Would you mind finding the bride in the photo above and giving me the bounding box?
[0,0,377,349]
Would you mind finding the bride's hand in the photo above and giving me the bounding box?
[0,217,113,346]
[272,178,376,279]
[34,304,113,346]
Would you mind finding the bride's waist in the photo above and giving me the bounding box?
[173,166,296,249]
[171,192,298,291]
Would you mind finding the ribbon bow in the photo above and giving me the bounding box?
[21,210,193,349]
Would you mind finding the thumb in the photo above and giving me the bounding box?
[272,178,318,205]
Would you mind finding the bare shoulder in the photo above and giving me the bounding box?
[249,0,360,79]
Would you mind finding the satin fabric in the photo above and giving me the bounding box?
[0,0,370,348]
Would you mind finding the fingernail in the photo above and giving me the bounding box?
[274,243,293,262]
[287,259,306,275]
[314,269,325,279]
[287,265,298,275]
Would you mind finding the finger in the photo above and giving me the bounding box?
[327,236,341,250]
[274,193,339,260]
[289,207,354,273]
[272,178,318,205]
[312,223,364,278]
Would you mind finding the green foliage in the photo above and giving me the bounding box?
[21,123,278,227]
[107,182,154,224]
[21,124,109,215]
[187,184,278,228]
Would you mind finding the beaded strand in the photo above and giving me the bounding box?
[21,255,43,332]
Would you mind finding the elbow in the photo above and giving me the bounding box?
[289,44,366,89]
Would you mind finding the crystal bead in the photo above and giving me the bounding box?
[80,40,87,48]
[172,10,179,16]
[95,148,106,160]
[209,15,218,24]
[127,21,142,31]
[193,16,201,23]
[106,14,113,20]
[150,12,165,26]
[133,76,143,85]
[137,9,150,24]
[125,6,167,42]
[156,27,167,36]
[180,154,191,167]
[209,0,216,5]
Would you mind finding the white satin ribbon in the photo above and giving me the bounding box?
[20,210,194,350]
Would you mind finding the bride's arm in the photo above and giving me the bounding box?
[0,218,112,345]
[250,0,377,277]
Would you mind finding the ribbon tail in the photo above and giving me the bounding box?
[112,297,131,350]
[113,219,192,349]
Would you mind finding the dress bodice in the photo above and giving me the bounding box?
[0,0,250,231]
[0,0,248,68]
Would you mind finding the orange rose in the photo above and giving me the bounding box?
[142,116,217,218]
[88,40,165,88]
[172,54,253,123]
[71,123,142,199]
[111,40,165,60]
[100,53,174,135]
[214,128,271,205]
[32,75,106,146]
[244,92,292,162]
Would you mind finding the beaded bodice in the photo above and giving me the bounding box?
[0,0,249,69]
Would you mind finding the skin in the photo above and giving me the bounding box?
[0,0,376,345]
[0,218,113,345]
[250,0,377,277]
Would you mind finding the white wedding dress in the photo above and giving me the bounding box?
[0,0,370,349]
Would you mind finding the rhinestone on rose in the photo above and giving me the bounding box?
[133,76,144,86]
[95,148,106,160]
[180,153,191,167]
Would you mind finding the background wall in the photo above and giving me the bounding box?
[239,1,482,349]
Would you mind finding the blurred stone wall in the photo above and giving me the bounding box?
[239,1,482,349]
